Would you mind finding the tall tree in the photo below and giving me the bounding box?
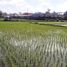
[0,11,3,18]
[64,11,67,20]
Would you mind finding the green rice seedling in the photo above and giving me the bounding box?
[0,21,67,67]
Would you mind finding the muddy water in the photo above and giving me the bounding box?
[9,31,67,67]
[0,30,67,67]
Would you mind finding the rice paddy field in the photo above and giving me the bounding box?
[0,20,67,67]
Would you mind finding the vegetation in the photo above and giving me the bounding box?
[0,20,67,67]
[0,9,67,21]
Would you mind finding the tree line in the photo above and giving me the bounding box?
[0,10,67,21]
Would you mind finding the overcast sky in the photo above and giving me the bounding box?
[0,0,67,13]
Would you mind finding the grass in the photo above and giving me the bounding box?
[0,20,67,67]
[0,21,67,33]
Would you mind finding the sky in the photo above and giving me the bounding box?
[0,0,67,13]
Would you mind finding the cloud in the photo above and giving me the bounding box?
[0,0,35,13]
[0,0,67,13]
[57,1,67,12]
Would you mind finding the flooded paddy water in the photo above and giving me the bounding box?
[0,30,67,67]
